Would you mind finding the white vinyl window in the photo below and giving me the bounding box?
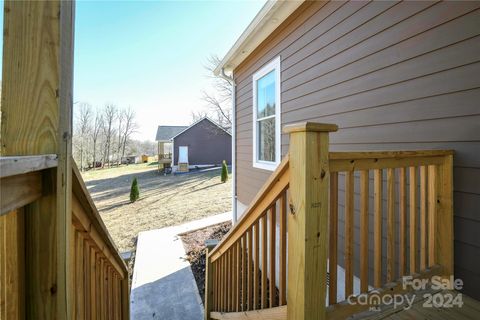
[252,57,281,171]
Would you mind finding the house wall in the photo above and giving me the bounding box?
[234,1,480,298]
[173,118,232,166]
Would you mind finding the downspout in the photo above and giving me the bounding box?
[219,68,237,224]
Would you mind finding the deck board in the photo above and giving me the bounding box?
[362,290,480,320]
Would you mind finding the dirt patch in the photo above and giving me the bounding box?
[82,163,231,253]
[180,221,231,304]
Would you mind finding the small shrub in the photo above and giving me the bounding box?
[130,177,140,202]
[221,160,228,183]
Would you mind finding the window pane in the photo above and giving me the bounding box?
[258,117,275,162]
[256,70,276,119]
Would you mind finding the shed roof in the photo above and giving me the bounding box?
[155,125,188,141]
[171,117,232,140]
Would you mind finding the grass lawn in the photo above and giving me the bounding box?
[82,163,232,253]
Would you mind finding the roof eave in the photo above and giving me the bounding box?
[214,0,304,76]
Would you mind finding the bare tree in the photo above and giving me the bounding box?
[190,110,208,123]
[121,107,138,160]
[116,110,125,166]
[200,54,233,127]
[91,109,103,169]
[102,104,117,168]
[73,102,92,171]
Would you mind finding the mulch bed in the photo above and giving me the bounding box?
[180,221,231,304]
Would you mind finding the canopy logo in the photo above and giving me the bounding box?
[346,275,464,312]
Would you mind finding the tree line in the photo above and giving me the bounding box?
[73,103,153,171]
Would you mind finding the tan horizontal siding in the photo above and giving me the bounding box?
[233,0,480,298]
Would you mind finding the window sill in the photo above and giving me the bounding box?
[253,161,278,172]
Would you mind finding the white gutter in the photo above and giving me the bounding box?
[214,0,304,75]
[218,68,237,224]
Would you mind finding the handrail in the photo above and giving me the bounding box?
[0,154,58,178]
[326,149,454,318]
[0,155,129,319]
[206,122,454,320]
[72,161,129,275]
[329,150,453,159]
[208,155,289,262]
[329,150,453,172]
[0,155,59,215]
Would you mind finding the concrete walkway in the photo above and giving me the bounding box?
[130,212,231,320]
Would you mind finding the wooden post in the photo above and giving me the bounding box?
[205,239,219,320]
[121,276,130,320]
[284,122,338,320]
[1,1,75,318]
[436,155,454,276]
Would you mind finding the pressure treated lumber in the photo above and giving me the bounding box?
[1,1,75,318]
[374,169,383,288]
[0,155,57,178]
[284,122,337,320]
[329,172,338,305]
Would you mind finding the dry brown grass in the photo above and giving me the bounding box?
[82,163,231,252]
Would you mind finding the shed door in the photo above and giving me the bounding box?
[178,146,188,163]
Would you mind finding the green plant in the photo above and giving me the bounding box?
[130,177,140,202]
[221,160,228,183]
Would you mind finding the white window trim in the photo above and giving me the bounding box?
[252,56,281,171]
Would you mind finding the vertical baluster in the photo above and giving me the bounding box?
[212,260,216,312]
[247,228,253,310]
[232,243,237,312]
[399,167,407,276]
[387,168,395,282]
[99,258,104,319]
[374,169,383,288]
[420,166,427,271]
[329,172,338,304]
[253,221,260,309]
[217,256,221,312]
[76,232,85,318]
[225,251,229,312]
[269,205,277,308]
[96,254,101,320]
[437,155,453,275]
[279,191,287,306]
[109,267,113,319]
[261,214,267,309]
[228,249,232,312]
[409,166,418,274]
[112,274,116,320]
[242,234,247,311]
[236,241,241,311]
[216,257,220,312]
[219,256,223,312]
[428,165,437,266]
[222,252,228,311]
[230,244,234,311]
[360,170,369,293]
[90,249,96,320]
[216,260,220,312]
[225,253,228,312]
[231,248,235,311]
[253,221,260,310]
[345,171,354,298]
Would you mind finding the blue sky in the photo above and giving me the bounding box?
[0,1,264,141]
[74,0,265,140]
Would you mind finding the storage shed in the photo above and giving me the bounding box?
[172,117,231,169]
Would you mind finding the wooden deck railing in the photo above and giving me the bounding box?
[159,153,172,160]
[0,155,130,319]
[205,122,453,320]
[206,155,290,318]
